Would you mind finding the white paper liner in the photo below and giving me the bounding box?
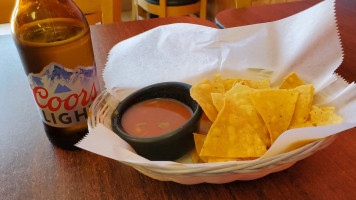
[76,0,356,179]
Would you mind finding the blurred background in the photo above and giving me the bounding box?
[0,0,303,35]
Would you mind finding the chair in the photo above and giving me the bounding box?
[235,0,252,8]
[0,0,15,24]
[73,0,122,24]
[131,0,207,20]
[0,0,121,25]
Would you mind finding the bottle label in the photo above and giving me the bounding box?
[28,63,99,128]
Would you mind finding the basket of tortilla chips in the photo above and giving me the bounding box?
[84,72,345,184]
[78,0,356,184]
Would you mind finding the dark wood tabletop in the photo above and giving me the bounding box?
[1,9,356,200]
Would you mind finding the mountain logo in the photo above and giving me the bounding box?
[31,76,44,87]
[28,63,96,88]
[54,84,72,93]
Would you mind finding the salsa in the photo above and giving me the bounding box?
[121,98,192,137]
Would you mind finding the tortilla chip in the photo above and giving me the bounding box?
[309,106,343,126]
[289,121,314,129]
[193,133,206,154]
[284,138,321,153]
[211,93,225,112]
[222,84,271,147]
[242,79,271,89]
[213,74,226,93]
[251,89,299,144]
[279,72,306,89]
[193,133,208,162]
[200,114,267,158]
[193,133,256,163]
[190,79,219,121]
[199,113,213,134]
[223,78,243,92]
[289,85,314,127]
[190,148,200,163]
[225,84,271,148]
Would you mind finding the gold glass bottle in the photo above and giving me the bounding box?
[11,0,100,150]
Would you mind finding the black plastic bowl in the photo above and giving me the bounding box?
[112,82,203,161]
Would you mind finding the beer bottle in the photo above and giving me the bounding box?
[11,0,100,150]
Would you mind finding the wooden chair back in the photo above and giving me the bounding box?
[132,0,207,20]
[73,0,122,24]
[0,0,121,24]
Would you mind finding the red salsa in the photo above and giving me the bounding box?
[121,98,192,137]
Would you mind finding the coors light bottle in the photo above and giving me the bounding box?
[11,0,100,150]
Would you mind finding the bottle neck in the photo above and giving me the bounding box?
[12,0,87,28]
[17,0,73,4]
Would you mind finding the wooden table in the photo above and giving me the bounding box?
[1,14,355,200]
